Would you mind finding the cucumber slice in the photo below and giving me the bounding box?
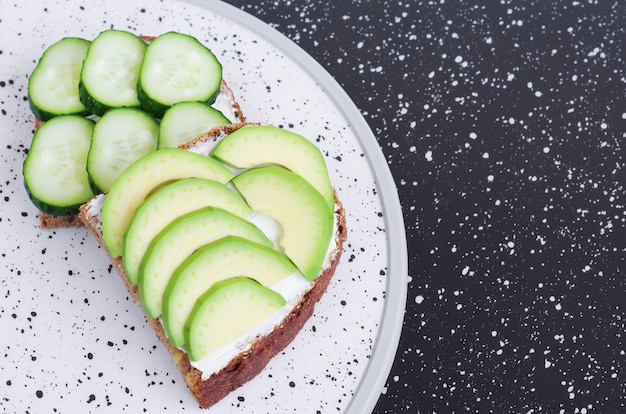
[158,101,230,149]
[28,37,90,121]
[101,148,234,258]
[138,206,273,318]
[184,276,286,362]
[162,236,297,347]
[86,107,158,193]
[123,177,253,286]
[23,116,95,216]
[138,32,222,118]
[79,29,147,116]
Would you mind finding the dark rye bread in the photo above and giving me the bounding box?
[77,124,347,409]
[37,79,245,229]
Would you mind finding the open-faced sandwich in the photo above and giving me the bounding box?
[21,30,347,409]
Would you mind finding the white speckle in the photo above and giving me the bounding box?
[415,295,424,304]
[600,122,607,129]
[425,150,433,161]
[462,266,470,276]
[469,132,477,140]
[428,71,435,79]
[587,46,602,57]
[482,152,489,159]
[543,147,550,153]
[545,360,552,368]
[491,330,498,337]
[455,55,463,63]
[535,91,543,97]
[507,241,515,248]
[485,37,492,44]
[356,41,364,49]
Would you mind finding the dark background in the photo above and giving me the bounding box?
[222,1,626,413]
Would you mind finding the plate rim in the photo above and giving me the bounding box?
[189,1,409,412]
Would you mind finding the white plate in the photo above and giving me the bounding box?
[0,0,407,412]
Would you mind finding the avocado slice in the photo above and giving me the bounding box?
[122,177,251,285]
[212,125,334,211]
[138,207,272,318]
[184,276,286,362]
[162,236,297,347]
[101,148,233,258]
[232,165,334,281]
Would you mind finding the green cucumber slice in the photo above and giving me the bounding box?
[79,29,147,116]
[86,107,158,193]
[123,177,253,286]
[28,37,90,121]
[23,116,95,216]
[161,236,297,347]
[184,276,286,362]
[158,101,230,149]
[138,32,222,118]
[138,206,272,318]
[101,148,234,258]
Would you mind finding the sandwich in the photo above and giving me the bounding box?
[78,123,347,408]
[22,30,347,409]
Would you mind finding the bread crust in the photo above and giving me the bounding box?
[77,124,347,408]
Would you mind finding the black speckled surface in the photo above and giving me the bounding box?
[222,1,626,412]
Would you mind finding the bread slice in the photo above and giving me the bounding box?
[77,123,347,408]
[37,79,245,229]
